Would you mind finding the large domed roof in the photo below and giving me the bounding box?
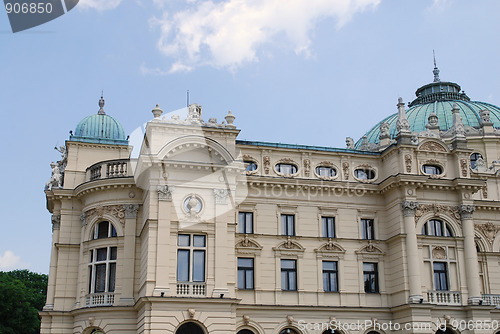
[355,66,500,149]
[70,96,128,145]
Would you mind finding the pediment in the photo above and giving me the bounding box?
[356,243,384,255]
[273,238,305,252]
[315,241,346,254]
[418,140,448,153]
[235,235,263,250]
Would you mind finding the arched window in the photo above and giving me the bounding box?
[176,322,204,334]
[279,329,299,334]
[422,219,453,237]
[92,221,117,239]
[237,330,256,334]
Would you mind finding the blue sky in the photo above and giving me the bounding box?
[1,0,500,273]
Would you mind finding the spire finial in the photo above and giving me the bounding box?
[432,50,440,82]
[98,91,105,115]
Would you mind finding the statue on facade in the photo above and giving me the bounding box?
[45,162,62,190]
[345,137,355,149]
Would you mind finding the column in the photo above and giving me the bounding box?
[43,214,60,310]
[459,205,482,304]
[154,185,173,296]
[212,189,230,297]
[119,204,139,305]
[402,201,423,303]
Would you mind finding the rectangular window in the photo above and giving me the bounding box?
[281,214,295,236]
[177,234,206,282]
[281,259,297,291]
[363,262,379,293]
[88,246,117,294]
[239,212,254,234]
[322,217,336,238]
[433,262,449,290]
[237,258,254,289]
[322,261,338,292]
[361,218,375,240]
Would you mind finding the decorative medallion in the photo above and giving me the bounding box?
[432,246,447,259]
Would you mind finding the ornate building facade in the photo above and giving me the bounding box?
[41,68,500,334]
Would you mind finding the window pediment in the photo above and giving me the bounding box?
[315,240,346,259]
[273,237,305,256]
[235,235,263,255]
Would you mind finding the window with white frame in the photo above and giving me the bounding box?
[281,259,297,291]
[422,219,453,237]
[433,262,449,291]
[92,221,117,240]
[238,212,254,234]
[322,216,336,238]
[88,246,117,294]
[361,218,375,240]
[177,234,206,282]
[322,261,338,292]
[281,214,295,236]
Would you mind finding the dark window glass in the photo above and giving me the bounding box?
[110,247,117,260]
[244,161,257,171]
[363,262,379,293]
[433,262,448,290]
[322,261,338,292]
[238,330,256,334]
[177,250,190,282]
[281,214,295,236]
[322,217,335,238]
[422,164,442,175]
[178,234,190,246]
[355,168,375,180]
[96,248,107,261]
[192,250,205,282]
[281,259,297,291]
[108,263,116,292]
[239,212,254,234]
[276,163,297,175]
[193,235,206,247]
[361,219,375,240]
[316,166,336,177]
[279,329,299,334]
[95,264,106,293]
[237,258,254,289]
[97,222,109,239]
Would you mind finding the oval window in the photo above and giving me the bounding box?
[354,168,375,180]
[422,164,442,175]
[244,161,258,172]
[275,163,297,175]
[470,153,483,169]
[316,166,336,178]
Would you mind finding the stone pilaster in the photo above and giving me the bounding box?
[44,214,61,310]
[459,204,482,305]
[154,186,174,296]
[401,201,423,303]
[212,189,230,297]
[118,204,139,305]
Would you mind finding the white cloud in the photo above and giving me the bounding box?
[0,250,22,270]
[426,0,452,12]
[151,0,380,73]
[78,0,123,11]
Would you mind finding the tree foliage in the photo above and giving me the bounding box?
[0,270,48,334]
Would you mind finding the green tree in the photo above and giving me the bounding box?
[0,270,48,334]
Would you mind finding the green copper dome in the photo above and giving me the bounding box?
[355,68,500,149]
[70,96,128,145]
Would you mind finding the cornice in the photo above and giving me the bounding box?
[74,177,136,198]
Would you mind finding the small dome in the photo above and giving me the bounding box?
[70,96,128,145]
[356,74,500,148]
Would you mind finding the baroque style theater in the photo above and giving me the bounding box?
[41,65,500,334]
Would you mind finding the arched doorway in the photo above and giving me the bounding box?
[176,322,204,334]
[237,330,255,334]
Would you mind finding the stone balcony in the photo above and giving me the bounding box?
[427,290,461,306]
[176,282,206,296]
[86,159,130,182]
[85,292,115,307]
[482,294,500,308]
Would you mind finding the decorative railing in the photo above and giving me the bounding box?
[409,91,470,106]
[176,282,206,296]
[482,294,500,308]
[87,159,129,181]
[85,292,114,306]
[427,290,461,305]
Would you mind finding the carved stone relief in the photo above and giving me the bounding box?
[460,159,468,177]
[85,205,126,227]
[342,162,349,180]
[419,141,447,152]
[414,204,460,225]
[432,246,447,259]
[475,222,500,245]
[263,156,270,175]
[404,154,412,173]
